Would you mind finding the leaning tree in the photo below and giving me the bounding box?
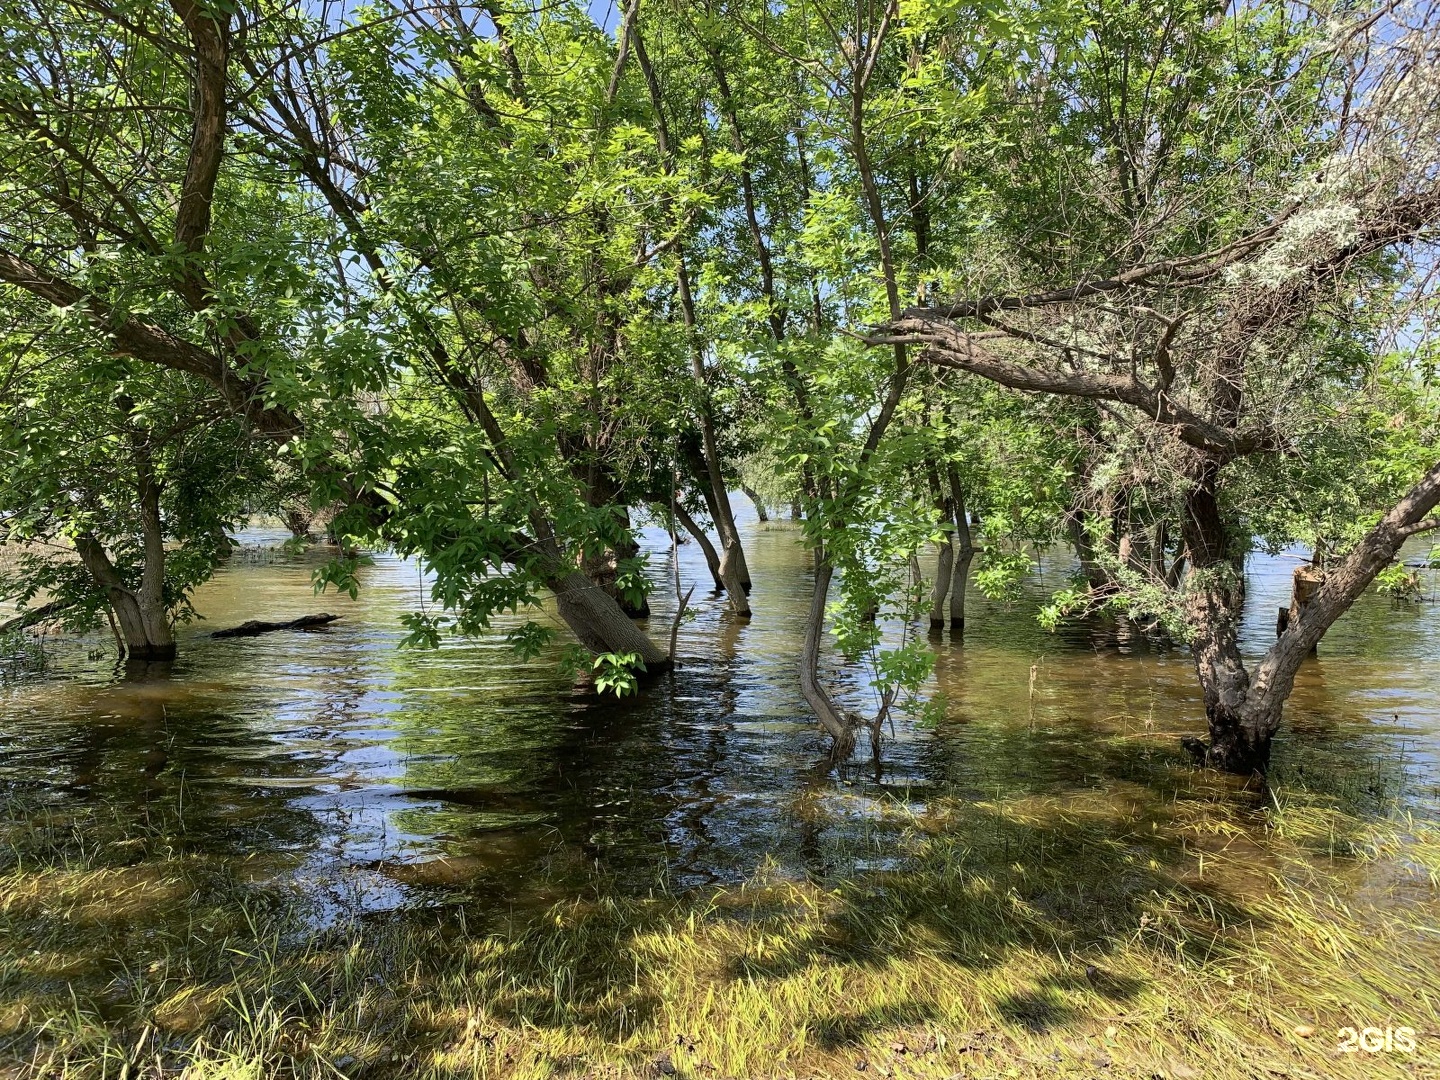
[871,2,1440,770]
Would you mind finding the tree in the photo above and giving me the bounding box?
[0,322,277,659]
[870,0,1440,770]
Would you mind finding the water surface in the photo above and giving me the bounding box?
[2,510,1436,918]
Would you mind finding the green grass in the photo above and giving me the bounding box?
[1,778,1437,1080]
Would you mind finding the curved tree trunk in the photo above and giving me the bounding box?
[695,470,752,602]
[74,535,175,663]
[671,502,724,592]
[631,26,752,618]
[799,559,855,758]
[741,485,769,522]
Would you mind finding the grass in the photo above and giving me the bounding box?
[0,775,1437,1080]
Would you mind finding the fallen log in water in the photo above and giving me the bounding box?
[211,613,341,638]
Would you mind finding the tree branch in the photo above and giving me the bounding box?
[865,310,1273,458]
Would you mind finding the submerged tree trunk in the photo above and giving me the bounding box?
[670,502,724,592]
[949,469,975,631]
[928,519,954,629]
[1275,563,1324,650]
[1176,458,1262,770]
[631,33,751,619]
[741,485,769,522]
[1182,454,1440,772]
[1184,573,1262,771]
[212,613,340,637]
[694,469,751,605]
[799,558,855,758]
[75,530,174,660]
[73,421,175,662]
[549,570,671,671]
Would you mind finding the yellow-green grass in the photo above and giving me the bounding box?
[1,779,1436,1080]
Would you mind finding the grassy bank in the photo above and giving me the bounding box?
[1,775,1437,1080]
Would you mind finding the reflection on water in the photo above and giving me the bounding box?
[2,507,1437,918]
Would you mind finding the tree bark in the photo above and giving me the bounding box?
[74,535,175,661]
[928,515,954,629]
[671,502,724,592]
[1175,458,1258,769]
[741,485,769,522]
[949,468,975,630]
[799,559,855,757]
[550,571,671,671]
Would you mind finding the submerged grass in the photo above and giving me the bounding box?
[0,775,1437,1080]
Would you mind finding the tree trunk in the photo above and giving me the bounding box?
[74,535,175,662]
[1148,518,1168,580]
[1186,596,1266,772]
[1196,698,1281,773]
[671,502,724,592]
[639,34,753,618]
[695,471,752,604]
[741,485,769,522]
[71,428,175,661]
[549,571,671,671]
[1275,564,1324,651]
[928,531,954,628]
[948,468,974,630]
[1177,456,1259,771]
[282,503,315,539]
[799,558,855,758]
[1069,512,1108,590]
[1244,456,1440,738]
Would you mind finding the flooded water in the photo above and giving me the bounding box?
[2,507,1437,919]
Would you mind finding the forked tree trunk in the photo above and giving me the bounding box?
[1185,455,1440,772]
[73,462,175,661]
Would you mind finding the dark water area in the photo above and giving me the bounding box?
[2,505,1437,921]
